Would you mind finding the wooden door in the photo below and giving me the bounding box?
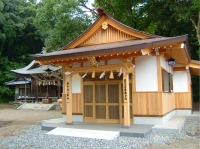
[83,82,120,123]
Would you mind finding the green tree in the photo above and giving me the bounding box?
[0,0,44,64]
[0,58,25,103]
[0,0,44,102]
[35,0,92,52]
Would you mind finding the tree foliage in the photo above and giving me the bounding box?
[0,0,44,64]
[34,0,93,52]
[0,0,44,102]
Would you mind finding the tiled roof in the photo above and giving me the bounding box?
[30,35,187,60]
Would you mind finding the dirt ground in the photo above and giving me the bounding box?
[0,104,62,140]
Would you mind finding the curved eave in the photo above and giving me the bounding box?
[30,35,188,61]
[189,60,200,75]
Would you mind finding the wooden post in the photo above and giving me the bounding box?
[66,74,73,124]
[157,55,162,91]
[62,73,66,114]
[123,64,130,128]
[58,81,61,99]
[36,80,38,102]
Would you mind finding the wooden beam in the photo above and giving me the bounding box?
[173,67,187,71]
[142,48,153,55]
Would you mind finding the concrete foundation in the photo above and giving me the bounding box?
[62,114,83,122]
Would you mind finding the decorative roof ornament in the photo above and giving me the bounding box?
[102,22,108,30]
[88,57,98,68]
[96,6,106,17]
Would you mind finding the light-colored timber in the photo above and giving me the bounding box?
[132,92,163,116]
[123,65,130,127]
[162,93,175,115]
[175,92,192,109]
[66,74,72,123]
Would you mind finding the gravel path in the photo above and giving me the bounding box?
[0,116,199,149]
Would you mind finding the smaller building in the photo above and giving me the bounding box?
[5,76,31,101]
[6,60,62,103]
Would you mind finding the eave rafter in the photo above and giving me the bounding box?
[36,42,192,72]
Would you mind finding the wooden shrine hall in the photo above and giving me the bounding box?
[30,7,200,127]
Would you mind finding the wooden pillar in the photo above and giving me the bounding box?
[131,58,136,124]
[62,73,66,114]
[58,81,61,99]
[36,80,38,102]
[157,55,162,91]
[66,74,73,124]
[123,65,130,128]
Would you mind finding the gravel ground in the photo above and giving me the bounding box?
[0,116,199,149]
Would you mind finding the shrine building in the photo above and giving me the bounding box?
[30,7,200,127]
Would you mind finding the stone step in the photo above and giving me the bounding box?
[47,127,120,140]
[152,116,186,134]
[17,103,55,111]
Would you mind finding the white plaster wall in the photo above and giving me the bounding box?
[83,61,90,67]
[72,75,81,93]
[135,56,158,91]
[160,56,173,74]
[108,59,123,65]
[65,74,81,93]
[98,60,105,66]
[170,66,173,74]
[72,63,81,68]
[161,56,167,70]
[173,71,188,92]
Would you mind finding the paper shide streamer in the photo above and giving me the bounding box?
[118,67,122,77]
[99,71,105,79]
[82,71,88,78]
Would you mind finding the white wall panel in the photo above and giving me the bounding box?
[83,61,90,67]
[108,59,123,65]
[173,71,188,92]
[98,60,105,66]
[136,56,158,91]
[72,75,81,93]
[72,63,81,68]
[161,56,167,70]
